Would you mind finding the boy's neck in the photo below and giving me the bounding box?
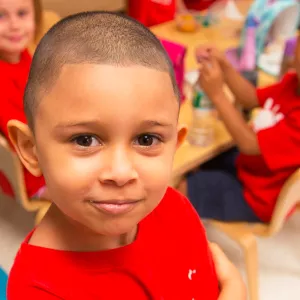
[0,51,22,64]
[30,204,138,252]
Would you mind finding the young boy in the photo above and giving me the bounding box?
[6,12,245,299]
[179,38,300,223]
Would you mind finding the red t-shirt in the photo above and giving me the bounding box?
[128,0,217,27]
[237,73,300,222]
[184,0,218,11]
[8,188,219,300]
[128,0,176,27]
[0,50,45,197]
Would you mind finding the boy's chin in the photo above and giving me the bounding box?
[88,219,140,239]
[4,47,25,58]
[7,41,28,53]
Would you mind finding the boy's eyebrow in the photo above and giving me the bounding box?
[54,120,174,130]
[140,120,173,128]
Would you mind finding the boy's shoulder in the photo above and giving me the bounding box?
[144,187,207,244]
[159,186,195,209]
[7,188,218,299]
[151,187,201,225]
[159,186,191,208]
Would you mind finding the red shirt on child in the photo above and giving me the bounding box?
[237,72,300,222]
[8,188,219,300]
[184,0,218,11]
[0,50,45,198]
[128,0,176,27]
[128,0,217,27]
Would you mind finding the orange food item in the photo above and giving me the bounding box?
[176,14,197,32]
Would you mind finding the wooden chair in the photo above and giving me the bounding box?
[209,169,300,300]
[0,134,51,224]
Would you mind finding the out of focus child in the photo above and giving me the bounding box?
[179,40,300,223]
[0,0,46,199]
[128,0,219,27]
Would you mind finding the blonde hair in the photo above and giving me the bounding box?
[33,0,43,42]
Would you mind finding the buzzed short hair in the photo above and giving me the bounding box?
[24,11,180,129]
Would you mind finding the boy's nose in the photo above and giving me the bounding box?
[99,148,138,187]
[9,16,21,31]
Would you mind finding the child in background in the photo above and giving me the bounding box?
[179,38,300,223]
[182,0,218,12]
[7,12,245,300]
[128,0,218,27]
[127,0,176,27]
[0,0,46,199]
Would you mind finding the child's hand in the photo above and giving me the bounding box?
[199,57,224,101]
[209,243,247,300]
[195,46,228,69]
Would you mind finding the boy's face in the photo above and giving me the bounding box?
[23,64,185,236]
[0,0,35,61]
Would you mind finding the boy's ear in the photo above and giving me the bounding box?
[7,120,42,177]
[176,124,188,149]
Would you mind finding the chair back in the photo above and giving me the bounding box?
[0,135,42,211]
[267,169,300,235]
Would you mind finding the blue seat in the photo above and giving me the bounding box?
[0,267,7,300]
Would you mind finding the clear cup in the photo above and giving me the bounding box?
[188,108,215,146]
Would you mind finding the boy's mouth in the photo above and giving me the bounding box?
[88,199,141,215]
[7,35,23,43]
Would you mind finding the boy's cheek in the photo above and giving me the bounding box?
[38,152,97,194]
[137,151,174,178]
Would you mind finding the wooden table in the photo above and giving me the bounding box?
[172,102,235,185]
[151,0,276,186]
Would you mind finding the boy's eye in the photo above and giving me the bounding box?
[136,134,161,147]
[72,135,99,147]
[18,10,28,17]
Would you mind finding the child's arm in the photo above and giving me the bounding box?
[198,57,260,155]
[176,0,188,13]
[196,46,259,110]
[209,243,247,300]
